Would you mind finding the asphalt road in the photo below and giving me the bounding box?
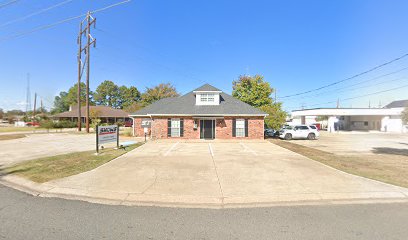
[1,184,408,240]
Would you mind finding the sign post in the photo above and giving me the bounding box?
[96,125,99,154]
[96,125,119,154]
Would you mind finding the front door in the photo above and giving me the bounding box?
[200,120,215,139]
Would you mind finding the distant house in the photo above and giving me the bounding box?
[290,99,408,133]
[129,84,268,139]
[53,105,131,124]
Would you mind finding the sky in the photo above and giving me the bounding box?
[1,0,408,112]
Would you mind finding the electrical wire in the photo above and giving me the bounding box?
[300,84,408,109]
[278,52,408,99]
[0,0,131,42]
[0,0,19,9]
[0,0,75,28]
[284,67,408,101]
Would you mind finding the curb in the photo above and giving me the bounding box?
[2,175,408,209]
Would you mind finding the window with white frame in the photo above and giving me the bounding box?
[200,94,215,102]
[171,119,180,137]
[236,119,245,137]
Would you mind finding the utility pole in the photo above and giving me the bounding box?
[336,98,340,108]
[77,21,83,132]
[33,93,37,119]
[77,11,96,133]
[274,89,277,103]
[25,74,31,115]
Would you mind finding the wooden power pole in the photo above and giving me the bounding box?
[77,11,96,133]
[77,21,83,132]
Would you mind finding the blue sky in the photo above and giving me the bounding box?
[1,0,408,112]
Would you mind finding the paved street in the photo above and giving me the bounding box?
[1,184,408,240]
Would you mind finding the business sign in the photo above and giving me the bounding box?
[97,125,119,145]
[141,119,152,128]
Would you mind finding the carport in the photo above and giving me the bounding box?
[291,108,406,133]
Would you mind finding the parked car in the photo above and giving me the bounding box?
[124,121,133,127]
[279,125,319,140]
[264,128,278,138]
[25,121,40,127]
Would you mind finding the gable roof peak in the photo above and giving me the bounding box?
[193,83,222,92]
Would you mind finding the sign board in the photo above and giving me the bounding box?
[97,125,119,145]
[141,119,152,128]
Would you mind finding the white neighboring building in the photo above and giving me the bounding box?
[290,100,408,133]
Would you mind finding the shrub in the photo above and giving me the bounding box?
[40,120,54,129]
[115,121,124,127]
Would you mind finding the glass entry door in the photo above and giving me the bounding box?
[200,120,215,139]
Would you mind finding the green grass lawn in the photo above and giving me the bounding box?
[0,134,26,141]
[3,142,144,183]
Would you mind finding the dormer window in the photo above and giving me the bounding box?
[200,94,215,103]
[193,84,223,106]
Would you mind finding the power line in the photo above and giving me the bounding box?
[0,0,131,42]
[0,0,19,9]
[284,66,408,101]
[300,84,408,108]
[278,52,408,99]
[0,0,75,28]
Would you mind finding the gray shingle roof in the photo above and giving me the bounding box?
[131,84,267,116]
[384,100,408,108]
[193,83,222,92]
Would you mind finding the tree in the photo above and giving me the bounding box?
[259,103,287,130]
[119,86,141,109]
[232,75,273,108]
[141,83,179,105]
[402,107,408,124]
[52,82,89,114]
[232,74,286,129]
[0,108,3,119]
[94,80,120,108]
[52,91,69,114]
[66,82,91,107]
[123,102,144,113]
[90,108,102,129]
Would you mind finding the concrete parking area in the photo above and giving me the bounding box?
[294,131,408,155]
[0,133,96,167]
[44,140,408,207]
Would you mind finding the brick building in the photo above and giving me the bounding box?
[130,84,267,140]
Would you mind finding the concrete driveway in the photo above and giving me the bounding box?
[46,140,408,207]
[0,133,96,167]
[295,131,408,155]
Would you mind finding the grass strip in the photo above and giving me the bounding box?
[3,142,144,183]
[270,139,408,188]
[0,134,26,141]
[0,127,47,133]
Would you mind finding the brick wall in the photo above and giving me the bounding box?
[133,116,264,140]
[216,117,264,139]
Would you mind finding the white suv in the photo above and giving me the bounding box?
[279,125,319,140]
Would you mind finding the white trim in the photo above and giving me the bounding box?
[130,114,268,117]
